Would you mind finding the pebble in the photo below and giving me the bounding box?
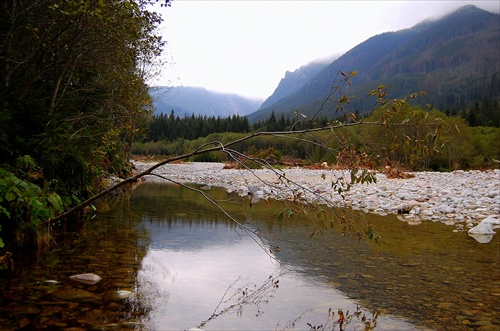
[136,162,500,230]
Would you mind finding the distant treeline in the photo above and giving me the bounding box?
[144,97,499,145]
[146,110,351,143]
[249,111,352,132]
[134,104,500,171]
[148,111,250,141]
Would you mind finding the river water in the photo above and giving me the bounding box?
[0,181,499,330]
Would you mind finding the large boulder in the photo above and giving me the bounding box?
[467,216,498,243]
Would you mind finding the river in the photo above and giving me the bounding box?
[0,181,499,330]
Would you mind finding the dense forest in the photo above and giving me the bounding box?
[0,0,169,252]
[456,96,500,127]
[148,111,250,141]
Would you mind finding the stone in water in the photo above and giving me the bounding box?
[69,273,102,285]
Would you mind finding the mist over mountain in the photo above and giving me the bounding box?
[151,86,262,117]
[258,59,332,110]
[248,5,500,123]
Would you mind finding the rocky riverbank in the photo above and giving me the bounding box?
[133,161,500,240]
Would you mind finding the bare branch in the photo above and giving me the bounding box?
[44,116,437,226]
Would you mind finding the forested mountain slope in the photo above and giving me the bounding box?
[248,5,499,123]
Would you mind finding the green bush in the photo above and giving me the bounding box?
[0,158,64,249]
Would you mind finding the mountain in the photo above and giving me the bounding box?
[248,5,500,123]
[258,60,331,110]
[151,86,262,117]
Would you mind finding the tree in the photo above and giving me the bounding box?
[0,0,165,249]
[267,110,278,132]
[1,0,163,182]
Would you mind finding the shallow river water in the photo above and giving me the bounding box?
[0,181,499,331]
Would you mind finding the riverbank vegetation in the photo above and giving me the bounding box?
[133,101,500,171]
[0,0,167,254]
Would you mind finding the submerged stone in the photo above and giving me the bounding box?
[468,222,496,235]
[103,290,134,302]
[69,273,102,285]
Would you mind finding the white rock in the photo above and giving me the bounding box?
[409,206,420,215]
[248,185,260,194]
[437,205,454,214]
[421,209,433,216]
[468,232,495,244]
[468,222,496,235]
[116,290,134,299]
[480,216,500,225]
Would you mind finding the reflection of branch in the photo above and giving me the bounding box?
[275,311,309,331]
[198,276,241,328]
[198,272,285,329]
[303,306,379,331]
[220,147,363,231]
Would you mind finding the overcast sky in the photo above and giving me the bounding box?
[152,1,499,100]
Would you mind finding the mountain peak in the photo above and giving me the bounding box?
[455,4,479,13]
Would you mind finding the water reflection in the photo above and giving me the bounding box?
[129,183,417,330]
[0,190,150,330]
[135,219,415,331]
[129,182,500,331]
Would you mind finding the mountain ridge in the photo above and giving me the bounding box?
[248,5,499,123]
[151,86,262,117]
[258,60,332,110]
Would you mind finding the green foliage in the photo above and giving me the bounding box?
[135,100,500,172]
[0,166,64,248]
[460,96,500,127]
[350,169,376,185]
[15,155,37,171]
[470,126,500,167]
[0,0,162,173]
[191,152,225,163]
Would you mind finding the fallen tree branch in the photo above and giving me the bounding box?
[42,121,367,226]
